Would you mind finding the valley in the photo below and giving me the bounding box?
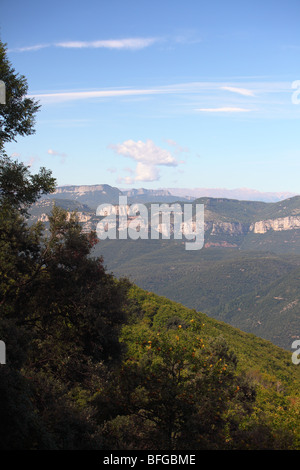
[29,184,300,350]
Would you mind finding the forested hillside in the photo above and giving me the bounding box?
[95,240,300,350]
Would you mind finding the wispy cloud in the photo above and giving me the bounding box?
[165,139,189,155]
[27,80,296,120]
[196,107,251,113]
[10,37,160,53]
[28,80,294,104]
[56,37,159,50]
[30,88,166,104]
[47,148,67,162]
[11,44,50,52]
[10,34,204,53]
[220,86,255,96]
[48,148,67,157]
[10,152,40,167]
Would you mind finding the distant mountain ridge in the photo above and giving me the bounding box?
[48,184,191,208]
[30,187,300,349]
[34,187,300,255]
[166,187,297,202]
[50,183,297,206]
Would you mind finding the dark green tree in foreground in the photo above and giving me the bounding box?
[0,41,40,156]
[0,41,55,211]
[0,40,129,449]
[96,318,257,450]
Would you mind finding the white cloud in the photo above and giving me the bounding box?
[165,139,189,155]
[56,37,159,50]
[10,152,40,167]
[30,88,164,104]
[135,162,160,182]
[196,107,251,113]
[8,44,50,52]
[10,37,159,53]
[28,80,292,109]
[123,167,135,175]
[47,148,67,162]
[26,80,294,121]
[110,139,178,166]
[220,86,255,96]
[117,176,135,185]
[26,156,39,167]
[110,139,179,184]
[47,148,67,157]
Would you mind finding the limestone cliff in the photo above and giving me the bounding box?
[250,216,300,234]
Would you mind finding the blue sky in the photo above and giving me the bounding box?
[1,0,300,193]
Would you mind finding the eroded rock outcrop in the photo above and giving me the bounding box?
[250,216,300,234]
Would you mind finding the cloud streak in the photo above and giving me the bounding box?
[47,148,67,163]
[31,88,166,103]
[10,37,160,53]
[196,107,251,113]
[28,80,293,105]
[220,86,255,96]
[26,80,295,121]
[56,37,159,50]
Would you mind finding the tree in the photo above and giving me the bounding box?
[97,318,257,450]
[0,39,56,370]
[0,155,56,213]
[0,41,130,449]
[0,41,40,156]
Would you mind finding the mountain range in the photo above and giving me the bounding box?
[165,187,297,202]
[29,184,300,350]
[48,183,298,206]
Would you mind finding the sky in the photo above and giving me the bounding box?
[1,0,300,193]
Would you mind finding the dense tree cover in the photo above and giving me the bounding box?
[94,289,299,450]
[94,238,300,349]
[0,39,299,450]
[97,319,256,450]
[0,41,40,156]
[0,40,129,448]
[0,158,130,449]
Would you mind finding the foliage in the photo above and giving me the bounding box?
[95,239,300,349]
[0,155,56,213]
[0,40,40,156]
[0,156,129,448]
[0,202,130,448]
[96,286,299,450]
[113,325,255,450]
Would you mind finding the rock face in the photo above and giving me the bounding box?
[54,184,118,194]
[36,209,300,237]
[38,211,94,229]
[30,191,300,253]
[210,221,249,235]
[250,216,300,234]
